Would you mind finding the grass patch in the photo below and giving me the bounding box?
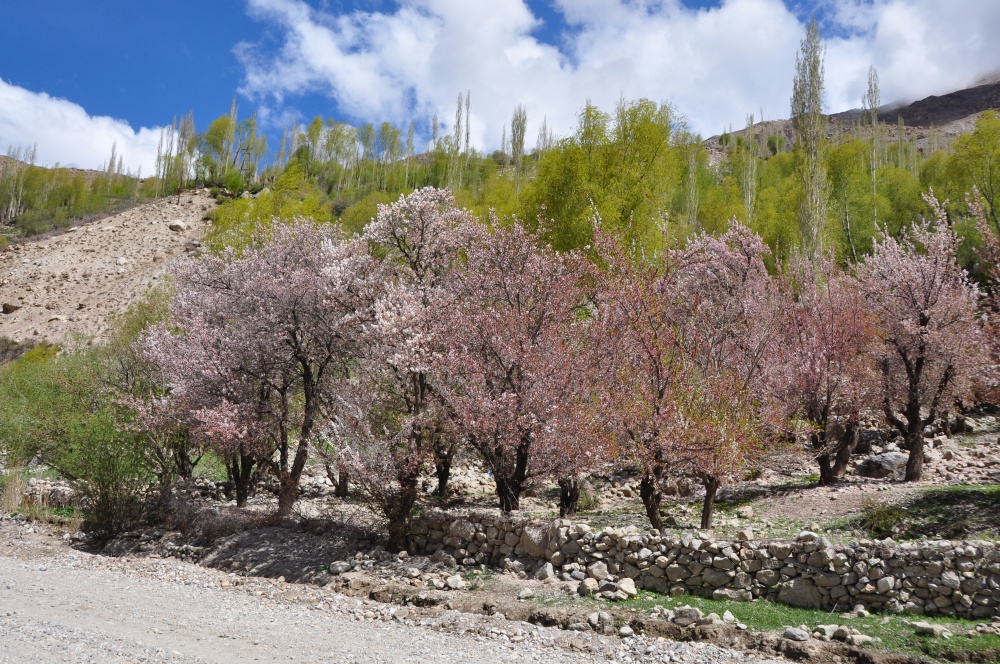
[628,592,1000,660]
[858,495,906,538]
[532,588,1000,659]
[192,451,229,483]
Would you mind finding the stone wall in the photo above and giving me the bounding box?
[410,511,1000,618]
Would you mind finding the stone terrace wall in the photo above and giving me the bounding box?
[410,511,1000,618]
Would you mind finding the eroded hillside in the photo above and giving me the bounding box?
[0,190,215,345]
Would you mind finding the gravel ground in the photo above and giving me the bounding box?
[0,521,786,663]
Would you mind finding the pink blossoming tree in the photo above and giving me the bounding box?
[772,257,877,484]
[143,221,382,515]
[857,193,985,481]
[438,217,604,514]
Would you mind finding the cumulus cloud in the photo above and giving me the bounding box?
[823,0,1000,112]
[237,0,1000,148]
[0,78,166,173]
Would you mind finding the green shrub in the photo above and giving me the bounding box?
[59,411,150,538]
[858,495,905,538]
[0,349,152,537]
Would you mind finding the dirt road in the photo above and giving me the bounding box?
[0,521,787,663]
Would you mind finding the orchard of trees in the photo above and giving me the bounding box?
[3,183,995,544]
[3,25,1000,546]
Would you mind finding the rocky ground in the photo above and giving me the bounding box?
[0,190,214,345]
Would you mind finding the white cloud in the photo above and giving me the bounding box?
[0,78,166,174]
[824,0,1000,112]
[238,0,1000,148]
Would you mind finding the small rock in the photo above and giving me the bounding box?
[578,578,599,596]
[168,220,189,232]
[617,578,638,598]
[913,621,951,638]
[328,561,352,574]
[517,588,535,600]
[784,627,810,642]
[846,634,880,646]
[535,562,555,581]
[445,575,466,590]
[587,561,609,580]
[619,625,634,637]
[736,506,754,519]
[673,606,704,627]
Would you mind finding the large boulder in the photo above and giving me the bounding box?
[777,578,824,609]
[519,527,548,558]
[857,452,908,479]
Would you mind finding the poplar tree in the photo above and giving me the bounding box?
[511,105,527,192]
[863,65,882,225]
[791,18,828,259]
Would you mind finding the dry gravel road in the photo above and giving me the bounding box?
[0,521,785,664]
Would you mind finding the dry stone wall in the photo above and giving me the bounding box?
[410,511,1000,618]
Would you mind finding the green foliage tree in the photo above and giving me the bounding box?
[521,98,680,253]
[0,348,150,537]
[949,111,1000,233]
[207,163,332,252]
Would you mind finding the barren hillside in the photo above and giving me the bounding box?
[0,190,215,345]
[704,81,1000,162]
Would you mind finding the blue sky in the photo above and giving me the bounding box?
[1,0,998,172]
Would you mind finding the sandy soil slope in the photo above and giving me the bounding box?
[0,191,215,346]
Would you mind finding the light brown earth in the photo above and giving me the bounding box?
[0,190,215,346]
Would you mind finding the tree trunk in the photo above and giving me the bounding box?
[229,451,255,509]
[904,432,924,482]
[941,410,951,437]
[558,477,580,518]
[494,474,521,513]
[701,476,720,530]
[276,429,312,516]
[335,470,350,497]
[817,454,834,486]
[434,456,452,498]
[386,475,419,551]
[639,474,664,532]
[832,423,859,479]
[493,444,529,513]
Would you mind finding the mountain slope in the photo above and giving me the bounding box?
[0,190,215,345]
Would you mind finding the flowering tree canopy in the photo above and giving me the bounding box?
[593,222,765,531]
[772,256,877,484]
[438,217,602,513]
[144,221,382,514]
[857,193,985,481]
